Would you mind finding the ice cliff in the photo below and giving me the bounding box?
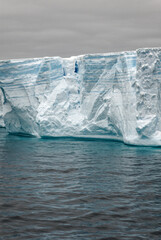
[0,48,161,146]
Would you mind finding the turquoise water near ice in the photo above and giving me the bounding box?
[0,128,161,240]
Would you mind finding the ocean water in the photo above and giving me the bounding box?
[0,128,161,240]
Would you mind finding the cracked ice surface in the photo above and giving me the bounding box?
[0,48,161,146]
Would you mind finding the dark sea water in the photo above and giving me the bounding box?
[0,128,161,240]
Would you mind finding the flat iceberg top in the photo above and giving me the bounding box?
[0,47,160,62]
[0,47,161,146]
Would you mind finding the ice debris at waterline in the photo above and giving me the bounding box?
[0,48,161,146]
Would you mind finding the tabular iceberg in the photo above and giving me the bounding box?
[0,48,161,146]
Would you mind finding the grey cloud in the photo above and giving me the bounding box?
[0,0,161,59]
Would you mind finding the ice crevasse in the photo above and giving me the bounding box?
[0,47,161,146]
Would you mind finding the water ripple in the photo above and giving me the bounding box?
[0,128,161,239]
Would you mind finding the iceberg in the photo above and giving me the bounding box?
[0,47,161,146]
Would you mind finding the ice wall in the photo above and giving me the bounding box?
[135,48,161,145]
[0,88,5,127]
[0,48,161,146]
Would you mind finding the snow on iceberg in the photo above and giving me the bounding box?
[0,48,161,146]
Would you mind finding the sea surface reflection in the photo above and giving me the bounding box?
[0,128,161,240]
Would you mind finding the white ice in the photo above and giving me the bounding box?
[0,48,161,146]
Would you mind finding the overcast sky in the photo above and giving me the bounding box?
[0,0,161,59]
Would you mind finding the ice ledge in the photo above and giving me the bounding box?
[0,47,161,146]
[0,47,160,62]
